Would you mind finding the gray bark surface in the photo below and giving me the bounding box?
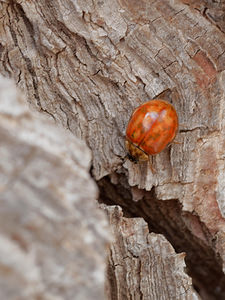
[0,76,109,300]
[1,0,225,299]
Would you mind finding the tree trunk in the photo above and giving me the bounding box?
[1,0,225,299]
[0,75,109,300]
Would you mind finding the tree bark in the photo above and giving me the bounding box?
[1,0,225,299]
[104,205,200,300]
[0,75,109,300]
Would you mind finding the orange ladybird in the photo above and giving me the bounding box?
[125,99,178,162]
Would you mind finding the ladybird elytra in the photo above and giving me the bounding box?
[125,99,178,161]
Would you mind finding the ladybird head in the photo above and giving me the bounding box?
[125,140,149,162]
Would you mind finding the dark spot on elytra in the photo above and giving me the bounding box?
[152,133,160,140]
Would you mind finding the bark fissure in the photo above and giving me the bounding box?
[98,174,225,300]
[181,0,225,35]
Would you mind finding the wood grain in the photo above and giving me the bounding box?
[0,76,109,300]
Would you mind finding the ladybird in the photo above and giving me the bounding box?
[125,99,178,162]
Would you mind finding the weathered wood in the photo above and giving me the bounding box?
[1,0,225,299]
[0,76,109,300]
[104,205,200,300]
[99,176,225,299]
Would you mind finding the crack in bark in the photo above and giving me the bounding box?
[6,3,42,107]
[181,0,225,35]
[179,126,207,133]
[98,173,225,300]
[13,2,35,44]
[40,107,56,121]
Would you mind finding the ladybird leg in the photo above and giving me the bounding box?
[148,155,156,174]
[167,140,181,148]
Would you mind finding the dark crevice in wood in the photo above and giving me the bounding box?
[7,3,42,108]
[13,2,36,44]
[181,0,225,35]
[0,43,4,58]
[98,173,225,300]
[106,249,119,300]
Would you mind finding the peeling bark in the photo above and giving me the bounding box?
[1,0,225,299]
